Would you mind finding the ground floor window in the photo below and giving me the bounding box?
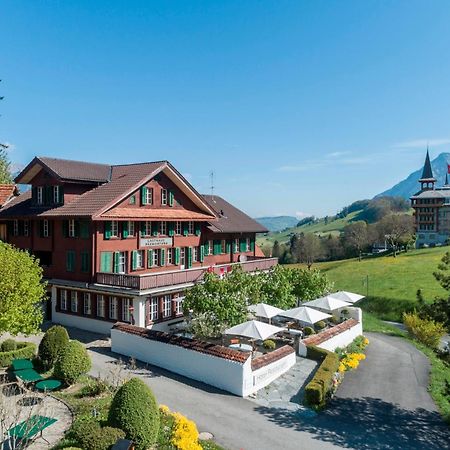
[162,295,172,318]
[175,296,184,315]
[70,291,78,313]
[60,289,67,310]
[122,298,131,323]
[109,297,118,320]
[97,295,105,317]
[149,297,158,321]
[83,293,91,315]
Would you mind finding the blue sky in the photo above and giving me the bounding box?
[2,1,450,218]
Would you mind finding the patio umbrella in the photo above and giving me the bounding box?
[224,320,284,341]
[279,306,332,325]
[247,303,284,321]
[303,295,352,312]
[331,291,365,304]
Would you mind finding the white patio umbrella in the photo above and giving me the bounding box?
[303,295,352,312]
[331,291,365,304]
[279,306,332,325]
[224,320,284,341]
[248,303,284,322]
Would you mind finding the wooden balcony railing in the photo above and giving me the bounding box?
[96,257,278,291]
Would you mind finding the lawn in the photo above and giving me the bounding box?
[290,246,449,321]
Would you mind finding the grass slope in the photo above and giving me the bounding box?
[257,210,362,247]
[290,246,449,321]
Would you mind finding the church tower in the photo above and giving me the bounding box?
[418,148,436,191]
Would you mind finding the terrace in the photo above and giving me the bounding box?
[96,256,278,290]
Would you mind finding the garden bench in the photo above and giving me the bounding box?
[7,415,57,447]
[14,369,43,384]
[11,359,34,371]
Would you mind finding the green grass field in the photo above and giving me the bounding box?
[290,246,449,321]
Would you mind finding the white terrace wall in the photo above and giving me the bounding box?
[53,311,115,336]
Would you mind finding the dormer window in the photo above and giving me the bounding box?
[161,188,168,205]
[37,187,43,205]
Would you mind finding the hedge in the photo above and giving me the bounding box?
[0,342,36,367]
[305,345,339,407]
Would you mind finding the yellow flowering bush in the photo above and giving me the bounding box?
[171,412,202,450]
[159,404,171,415]
[363,337,369,346]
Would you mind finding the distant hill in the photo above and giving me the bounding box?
[255,216,298,232]
[377,152,450,199]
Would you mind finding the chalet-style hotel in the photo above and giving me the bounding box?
[411,149,450,247]
[0,157,276,334]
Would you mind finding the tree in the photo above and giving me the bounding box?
[256,265,297,309]
[0,242,47,335]
[377,214,415,257]
[38,325,70,370]
[0,80,13,184]
[323,234,344,261]
[54,340,91,385]
[272,240,281,258]
[342,221,368,261]
[288,268,333,303]
[296,232,324,269]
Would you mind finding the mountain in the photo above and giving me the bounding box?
[254,216,298,232]
[377,152,450,199]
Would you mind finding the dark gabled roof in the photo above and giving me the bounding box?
[203,195,268,233]
[15,156,111,184]
[419,150,436,181]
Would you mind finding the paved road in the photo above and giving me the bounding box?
[85,331,449,450]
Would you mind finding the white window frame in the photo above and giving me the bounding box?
[175,221,182,235]
[175,296,184,315]
[68,219,76,238]
[136,250,144,269]
[152,249,159,267]
[60,289,67,311]
[13,220,18,236]
[188,221,194,235]
[149,297,158,322]
[180,247,186,265]
[122,298,131,323]
[128,221,135,237]
[143,221,152,237]
[37,186,43,205]
[111,220,119,238]
[109,297,118,320]
[117,252,127,274]
[246,238,251,252]
[193,247,198,263]
[43,220,49,237]
[70,291,78,313]
[167,248,173,265]
[207,240,213,256]
[161,188,168,206]
[53,186,60,203]
[97,295,105,318]
[221,239,226,254]
[83,293,91,315]
[145,187,153,205]
[162,295,171,318]
[159,221,167,235]
[235,238,240,252]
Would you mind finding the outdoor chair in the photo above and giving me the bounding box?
[7,415,57,449]
[11,359,34,371]
[14,369,44,384]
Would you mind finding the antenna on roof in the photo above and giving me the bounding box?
[210,171,215,201]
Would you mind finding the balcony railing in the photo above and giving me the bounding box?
[96,257,278,291]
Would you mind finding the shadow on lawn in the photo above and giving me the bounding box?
[255,396,449,450]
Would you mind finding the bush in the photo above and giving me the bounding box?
[54,340,91,385]
[38,325,70,370]
[78,377,109,398]
[329,316,340,324]
[171,412,202,450]
[263,339,276,350]
[304,326,315,336]
[72,418,125,450]
[0,341,36,367]
[1,339,17,352]
[305,347,339,407]
[315,321,326,330]
[108,378,160,450]
[403,312,446,349]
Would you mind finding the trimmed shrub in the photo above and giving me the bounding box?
[72,418,125,450]
[38,325,70,370]
[306,345,328,361]
[78,377,109,398]
[403,312,446,349]
[329,316,340,325]
[263,339,276,350]
[304,326,315,336]
[315,321,326,330]
[108,378,160,450]
[54,340,91,385]
[1,339,17,352]
[0,342,36,367]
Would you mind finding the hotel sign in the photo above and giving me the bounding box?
[140,237,173,247]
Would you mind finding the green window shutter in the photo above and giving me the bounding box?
[195,223,201,236]
[113,252,121,273]
[152,221,159,236]
[187,247,192,269]
[81,251,90,272]
[213,240,221,255]
[31,187,37,204]
[141,186,147,205]
[122,221,129,238]
[183,222,189,236]
[168,222,175,237]
[160,248,166,266]
[104,221,112,240]
[62,220,68,238]
[226,240,231,253]
[66,251,75,272]
[80,221,89,239]
[100,252,113,272]
[250,239,255,252]
[140,221,146,236]
[58,186,64,204]
[199,245,205,262]
[174,247,180,265]
[44,186,52,205]
[169,190,174,207]
[240,238,246,252]
[147,249,153,268]
[131,250,137,270]
[48,220,53,237]
[74,220,80,238]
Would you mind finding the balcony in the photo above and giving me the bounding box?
[96,257,278,291]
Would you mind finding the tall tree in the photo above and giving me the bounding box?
[297,232,324,269]
[272,240,281,258]
[342,221,368,261]
[376,214,415,257]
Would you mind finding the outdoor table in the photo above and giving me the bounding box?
[35,379,62,392]
[8,415,57,445]
[15,369,43,383]
[11,359,34,371]
[229,343,253,352]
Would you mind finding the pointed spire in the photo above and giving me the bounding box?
[421,148,434,180]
